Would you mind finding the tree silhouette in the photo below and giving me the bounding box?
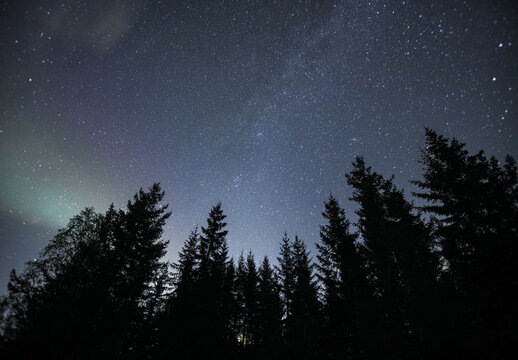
[316,194,371,359]
[412,128,518,358]
[234,251,261,356]
[155,228,200,358]
[288,236,321,360]
[175,227,201,298]
[235,251,247,344]
[1,129,515,359]
[277,231,295,325]
[0,183,171,359]
[256,256,283,358]
[176,202,235,359]
[346,157,439,359]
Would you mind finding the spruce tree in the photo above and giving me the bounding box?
[412,129,518,357]
[101,184,171,357]
[199,202,228,277]
[156,228,201,358]
[222,256,237,350]
[277,231,295,324]
[175,227,201,295]
[289,236,321,360]
[196,202,235,357]
[245,252,260,344]
[0,184,171,359]
[235,252,248,347]
[257,256,283,358]
[0,208,105,358]
[235,251,261,353]
[316,194,369,359]
[346,157,439,359]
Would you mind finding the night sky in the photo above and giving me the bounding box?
[1,0,516,293]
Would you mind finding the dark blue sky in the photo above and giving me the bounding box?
[1,0,517,293]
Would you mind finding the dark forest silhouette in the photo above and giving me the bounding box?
[1,129,516,359]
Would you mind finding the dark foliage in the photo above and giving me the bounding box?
[346,157,440,359]
[411,128,518,358]
[316,195,371,359]
[256,256,283,357]
[0,183,171,359]
[1,130,516,359]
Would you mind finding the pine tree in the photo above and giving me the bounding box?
[174,227,201,297]
[0,184,171,359]
[235,252,248,347]
[346,157,439,359]
[316,194,369,359]
[199,203,228,276]
[277,231,295,324]
[257,256,283,357]
[196,202,235,357]
[111,183,171,357]
[0,208,105,358]
[156,203,235,359]
[412,129,518,357]
[222,256,237,349]
[234,251,261,352]
[244,252,260,347]
[156,228,201,358]
[289,236,321,360]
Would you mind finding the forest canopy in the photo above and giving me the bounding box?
[1,129,516,360]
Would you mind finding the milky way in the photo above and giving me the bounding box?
[1,0,516,293]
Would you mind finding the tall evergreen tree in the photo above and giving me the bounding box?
[235,252,248,347]
[234,251,260,355]
[316,194,370,359]
[346,157,439,359]
[244,252,260,347]
[199,203,228,277]
[256,256,283,358]
[196,202,235,358]
[0,208,106,359]
[222,256,237,350]
[111,184,171,357]
[412,129,518,357]
[174,227,201,296]
[289,236,321,360]
[0,183,171,359]
[157,205,237,360]
[277,231,295,324]
[155,228,201,358]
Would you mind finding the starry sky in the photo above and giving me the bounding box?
[1,0,517,293]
